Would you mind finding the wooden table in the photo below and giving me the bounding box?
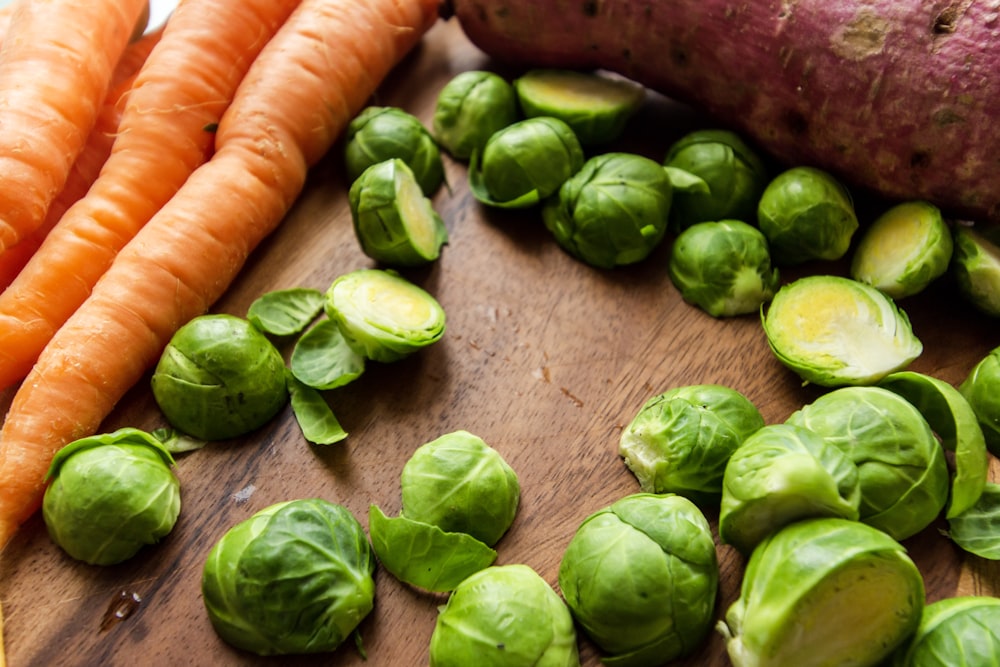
[1,16,997,667]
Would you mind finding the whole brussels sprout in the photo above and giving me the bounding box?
[959,345,1000,456]
[42,427,181,566]
[786,386,949,540]
[468,116,584,208]
[344,105,444,195]
[429,563,580,667]
[662,129,769,230]
[887,595,1000,667]
[951,223,1000,316]
[151,314,288,441]
[718,517,925,667]
[619,384,765,506]
[558,493,718,667]
[433,70,519,160]
[202,499,375,656]
[757,166,858,265]
[668,219,780,317]
[542,152,673,269]
[719,423,861,555]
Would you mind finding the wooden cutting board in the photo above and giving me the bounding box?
[0,17,997,667]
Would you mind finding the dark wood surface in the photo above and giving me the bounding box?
[0,17,997,667]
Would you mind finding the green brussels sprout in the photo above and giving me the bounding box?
[946,482,1000,560]
[662,129,769,230]
[201,498,375,656]
[151,314,288,441]
[513,68,645,146]
[558,493,718,667]
[401,430,519,546]
[428,563,580,667]
[468,116,584,208]
[757,166,859,265]
[951,224,1000,316]
[786,386,949,540]
[433,70,519,160]
[762,275,923,387]
[541,152,673,269]
[42,427,180,566]
[887,596,1000,667]
[618,384,765,506]
[960,345,1000,457]
[668,219,780,317]
[324,268,446,363]
[718,517,925,667]
[344,105,444,195]
[349,158,449,267]
[850,200,952,299]
[718,423,861,555]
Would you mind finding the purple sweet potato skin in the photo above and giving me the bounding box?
[448,0,1000,223]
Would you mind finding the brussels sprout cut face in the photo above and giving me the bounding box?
[433,70,519,160]
[762,275,922,387]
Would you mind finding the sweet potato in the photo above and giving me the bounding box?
[444,0,1000,223]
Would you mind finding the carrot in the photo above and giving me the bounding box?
[0,27,164,291]
[0,0,441,549]
[0,0,302,391]
[0,0,149,253]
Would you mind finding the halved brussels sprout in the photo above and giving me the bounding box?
[468,116,584,208]
[718,518,925,667]
[558,493,718,667]
[513,68,645,146]
[762,275,923,386]
[428,564,580,667]
[786,386,949,540]
[757,166,858,265]
[951,224,1000,316]
[959,345,1000,456]
[542,152,673,268]
[42,428,181,565]
[718,423,861,555]
[668,219,780,317]
[619,384,764,506]
[850,200,952,299]
[201,499,375,656]
[662,129,769,230]
[344,105,444,195]
[433,70,519,160]
[151,314,288,440]
[324,268,445,363]
[887,596,1000,667]
[349,158,449,267]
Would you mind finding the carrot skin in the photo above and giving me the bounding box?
[0,0,441,549]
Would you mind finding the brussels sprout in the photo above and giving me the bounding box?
[951,223,1000,316]
[42,427,181,566]
[324,268,446,363]
[619,384,764,506]
[151,314,288,440]
[662,129,769,230]
[757,166,859,265]
[558,493,718,667]
[468,116,584,208]
[719,423,861,555]
[542,152,672,269]
[960,345,1000,457]
[349,158,449,267]
[786,386,949,540]
[718,518,925,667]
[850,201,953,299]
[433,70,519,160]
[344,105,444,195]
[668,219,780,317]
[887,596,1000,667]
[428,563,580,667]
[762,275,923,387]
[513,68,645,146]
[946,482,1000,560]
[202,499,375,656]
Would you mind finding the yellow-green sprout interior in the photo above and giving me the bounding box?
[396,167,440,256]
[341,270,439,333]
[518,70,643,113]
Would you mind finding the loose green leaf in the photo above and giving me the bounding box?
[663,166,710,195]
[151,427,208,454]
[287,374,348,446]
[247,287,325,336]
[290,319,366,390]
[946,482,1000,560]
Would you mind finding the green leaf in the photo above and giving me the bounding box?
[287,375,348,445]
[663,166,710,195]
[290,319,365,390]
[946,482,1000,560]
[247,287,325,336]
[150,427,208,454]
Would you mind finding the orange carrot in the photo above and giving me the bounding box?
[0,0,301,391]
[0,0,441,548]
[0,28,164,291]
[0,0,149,253]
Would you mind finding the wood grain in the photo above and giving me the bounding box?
[0,17,997,667]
